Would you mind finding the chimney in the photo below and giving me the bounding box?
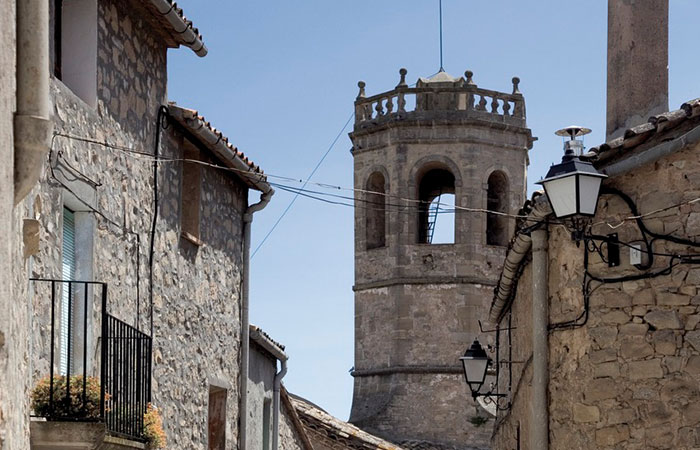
[606,0,669,141]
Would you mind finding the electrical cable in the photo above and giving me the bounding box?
[549,187,700,331]
[51,134,700,230]
[51,132,546,220]
[250,112,355,258]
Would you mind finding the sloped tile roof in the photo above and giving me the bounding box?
[167,103,270,192]
[585,98,700,165]
[289,394,406,450]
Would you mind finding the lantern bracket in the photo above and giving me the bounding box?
[478,320,517,333]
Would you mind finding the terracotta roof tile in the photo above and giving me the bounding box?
[588,97,700,164]
[250,325,286,352]
[682,98,700,118]
[142,0,207,56]
[289,394,406,450]
[167,103,270,192]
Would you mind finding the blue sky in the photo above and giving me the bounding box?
[167,1,700,420]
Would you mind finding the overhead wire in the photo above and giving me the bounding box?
[50,133,548,220]
[49,134,700,233]
[251,111,355,258]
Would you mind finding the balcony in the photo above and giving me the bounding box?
[29,279,152,448]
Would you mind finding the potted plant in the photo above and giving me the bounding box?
[31,375,103,420]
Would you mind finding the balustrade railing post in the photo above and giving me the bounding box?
[398,92,406,113]
[375,99,384,118]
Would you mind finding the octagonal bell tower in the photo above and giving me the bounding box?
[349,69,534,449]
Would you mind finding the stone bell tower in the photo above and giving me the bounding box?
[349,68,534,449]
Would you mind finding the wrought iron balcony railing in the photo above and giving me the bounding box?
[31,279,152,442]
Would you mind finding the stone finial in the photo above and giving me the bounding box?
[396,68,408,88]
[512,77,521,95]
[357,81,366,99]
[465,70,476,86]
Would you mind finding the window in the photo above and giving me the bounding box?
[181,142,202,244]
[486,171,509,246]
[417,168,456,244]
[365,172,386,249]
[53,0,97,107]
[60,207,76,375]
[208,386,227,450]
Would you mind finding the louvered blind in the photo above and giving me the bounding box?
[60,207,76,375]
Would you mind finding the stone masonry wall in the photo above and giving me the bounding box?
[151,127,247,449]
[492,140,700,449]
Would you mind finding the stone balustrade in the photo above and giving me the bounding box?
[354,69,526,128]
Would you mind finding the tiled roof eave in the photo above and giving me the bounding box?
[166,103,271,193]
[146,0,208,56]
[587,97,700,165]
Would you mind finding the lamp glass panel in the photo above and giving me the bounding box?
[543,176,577,218]
[462,357,488,391]
[578,175,603,216]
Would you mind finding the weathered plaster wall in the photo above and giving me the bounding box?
[1,1,24,448]
[492,140,700,449]
[350,80,532,449]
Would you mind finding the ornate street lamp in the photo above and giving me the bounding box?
[537,126,607,240]
[460,339,492,399]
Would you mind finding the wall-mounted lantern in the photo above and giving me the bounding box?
[536,126,607,239]
[460,339,490,399]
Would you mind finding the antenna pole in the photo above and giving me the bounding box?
[439,0,444,71]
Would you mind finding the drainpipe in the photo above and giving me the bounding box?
[14,0,53,204]
[272,358,288,450]
[531,228,549,450]
[240,190,274,450]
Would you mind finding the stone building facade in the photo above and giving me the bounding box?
[487,2,700,449]
[489,99,700,450]
[2,1,281,449]
[349,69,534,449]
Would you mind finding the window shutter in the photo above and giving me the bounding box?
[60,207,76,375]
